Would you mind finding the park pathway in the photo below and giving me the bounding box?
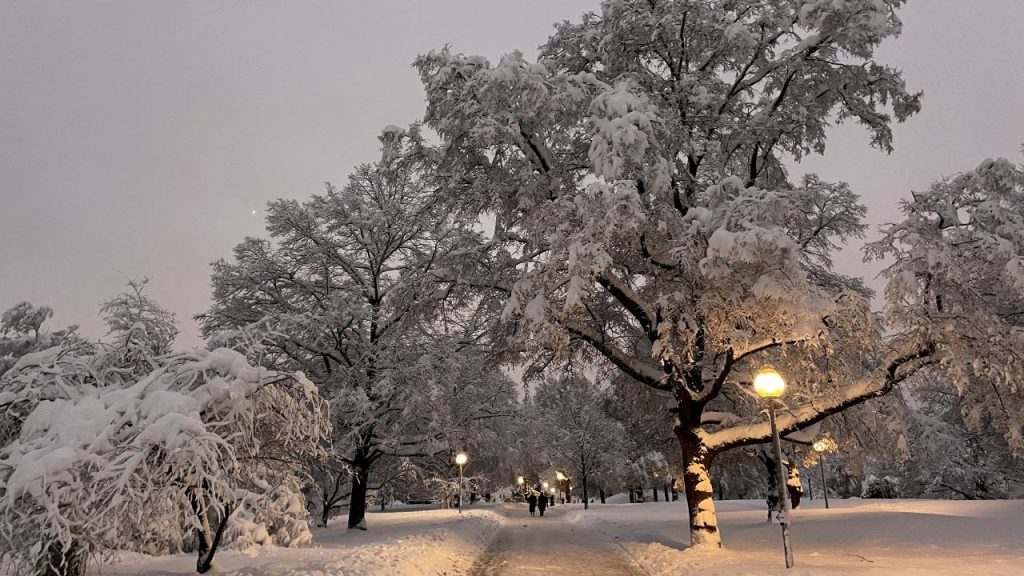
[468,503,640,576]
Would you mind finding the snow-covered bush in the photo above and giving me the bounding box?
[626,451,670,490]
[225,479,313,550]
[861,475,901,499]
[0,347,329,575]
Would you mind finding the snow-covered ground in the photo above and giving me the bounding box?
[571,497,1024,575]
[95,498,1024,575]
[96,506,503,576]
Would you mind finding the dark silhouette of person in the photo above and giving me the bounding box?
[549,495,555,507]
[527,492,538,516]
[537,491,547,516]
[786,460,803,509]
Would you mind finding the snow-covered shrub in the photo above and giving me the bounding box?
[0,345,94,450]
[0,347,329,575]
[225,479,313,550]
[861,475,901,499]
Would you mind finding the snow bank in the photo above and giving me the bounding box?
[573,498,1024,576]
[98,508,504,576]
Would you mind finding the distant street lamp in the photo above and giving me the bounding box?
[754,368,795,569]
[556,470,570,503]
[455,452,469,514]
[813,440,830,510]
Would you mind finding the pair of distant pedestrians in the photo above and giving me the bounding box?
[526,491,548,516]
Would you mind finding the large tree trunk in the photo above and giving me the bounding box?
[599,486,606,504]
[582,473,589,510]
[676,424,722,548]
[347,456,371,530]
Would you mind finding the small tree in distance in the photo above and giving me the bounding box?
[533,374,625,510]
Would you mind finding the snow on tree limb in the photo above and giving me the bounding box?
[705,343,937,452]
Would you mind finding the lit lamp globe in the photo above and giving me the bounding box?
[516,476,525,485]
[556,471,566,481]
[813,440,826,453]
[455,452,469,466]
[753,368,786,398]
[542,481,549,489]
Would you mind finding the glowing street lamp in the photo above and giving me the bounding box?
[813,439,830,510]
[455,452,469,514]
[754,368,794,569]
[753,368,786,398]
[556,471,570,503]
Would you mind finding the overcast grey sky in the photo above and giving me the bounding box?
[1,1,1022,347]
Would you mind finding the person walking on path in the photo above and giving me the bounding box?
[537,491,547,517]
[527,492,538,516]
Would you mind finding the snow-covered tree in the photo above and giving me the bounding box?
[413,336,519,490]
[1,302,53,343]
[532,375,625,509]
[414,0,928,546]
[626,451,671,501]
[99,278,178,359]
[200,127,479,530]
[0,347,328,575]
[868,155,1024,456]
[896,375,1022,499]
[0,302,82,377]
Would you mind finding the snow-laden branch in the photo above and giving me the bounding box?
[705,344,937,453]
[596,273,657,337]
[564,320,668,390]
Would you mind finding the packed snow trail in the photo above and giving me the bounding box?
[469,503,640,576]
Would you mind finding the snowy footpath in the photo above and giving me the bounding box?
[97,506,503,576]
[468,503,638,575]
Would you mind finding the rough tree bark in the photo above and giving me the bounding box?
[675,422,721,547]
